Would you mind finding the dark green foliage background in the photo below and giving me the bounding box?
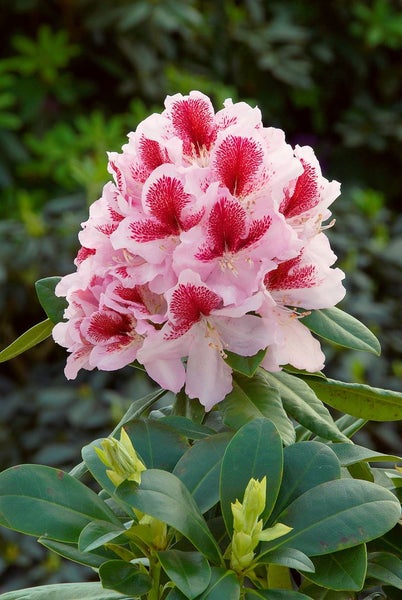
[0,0,401,591]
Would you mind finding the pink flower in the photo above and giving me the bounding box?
[53,91,345,407]
[138,270,273,410]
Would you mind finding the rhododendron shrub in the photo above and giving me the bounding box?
[1,92,401,600]
[52,91,345,409]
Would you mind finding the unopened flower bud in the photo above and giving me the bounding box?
[95,428,146,487]
[230,476,292,572]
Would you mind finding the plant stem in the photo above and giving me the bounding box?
[148,553,162,600]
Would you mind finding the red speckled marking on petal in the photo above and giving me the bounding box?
[170,97,217,156]
[130,175,202,242]
[86,311,134,344]
[108,206,125,223]
[109,161,125,193]
[113,284,144,304]
[264,254,317,290]
[280,160,320,218]
[75,247,96,265]
[196,197,271,261]
[213,135,264,197]
[167,283,222,338]
[139,135,169,171]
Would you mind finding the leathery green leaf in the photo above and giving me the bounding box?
[305,377,402,422]
[99,559,152,595]
[39,538,115,569]
[245,590,312,600]
[196,567,240,600]
[0,318,53,363]
[301,307,381,355]
[35,276,66,324]
[221,371,295,446]
[0,464,120,543]
[328,442,401,466]
[224,348,267,377]
[302,544,367,591]
[173,432,233,513]
[116,469,222,564]
[123,418,188,471]
[263,371,347,442]
[0,582,133,600]
[158,550,211,599]
[256,547,315,572]
[220,418,283,535]
[367,552,402,589]
[268,441,341,524]
[260,479,400,558]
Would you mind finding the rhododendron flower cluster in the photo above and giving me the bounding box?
[53,91,345,410]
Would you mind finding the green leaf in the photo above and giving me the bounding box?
[302,544,367,591]
[158,550,211,599]
[301,307,381,355]
[263,371,348,442]
[256,547,315,572]
[246,590,312,600]
[116,469,222,564]
[173,432,233,513]
[298,584,355,600]
[123,418,188,471]
[268,441,341,524]
[0,318,53,363]
[368,524,402,556]
[328,442,401,466]
[35,276,67,324]
[196,567,240,600]
[111,388,169,435]
[333,414,367,439]
[39,538,115,568]
[0,582,133,600]
[78,520,127,552]
[99,560,152,595]
[260,479,401,558]
[346,460,374,482]
[220,418,283,535]
[221,372,295,446]
[161,416,216,440]
[0,464,120,542]
[224,348,267,376]
[166,589,188,600]
[367,552,402,589]
[304,377,402,422]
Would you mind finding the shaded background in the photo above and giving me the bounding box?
[0,0,401,591]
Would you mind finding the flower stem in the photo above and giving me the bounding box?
[148,554,162,600]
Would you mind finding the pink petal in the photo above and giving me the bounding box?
[185,332,233,410]
[165,91,217,158]
[212,134,264,198]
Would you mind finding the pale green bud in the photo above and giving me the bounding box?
[230,476,292,572]
[242,476,266,530]
[230,476,267,571]
[95,428,146,487]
